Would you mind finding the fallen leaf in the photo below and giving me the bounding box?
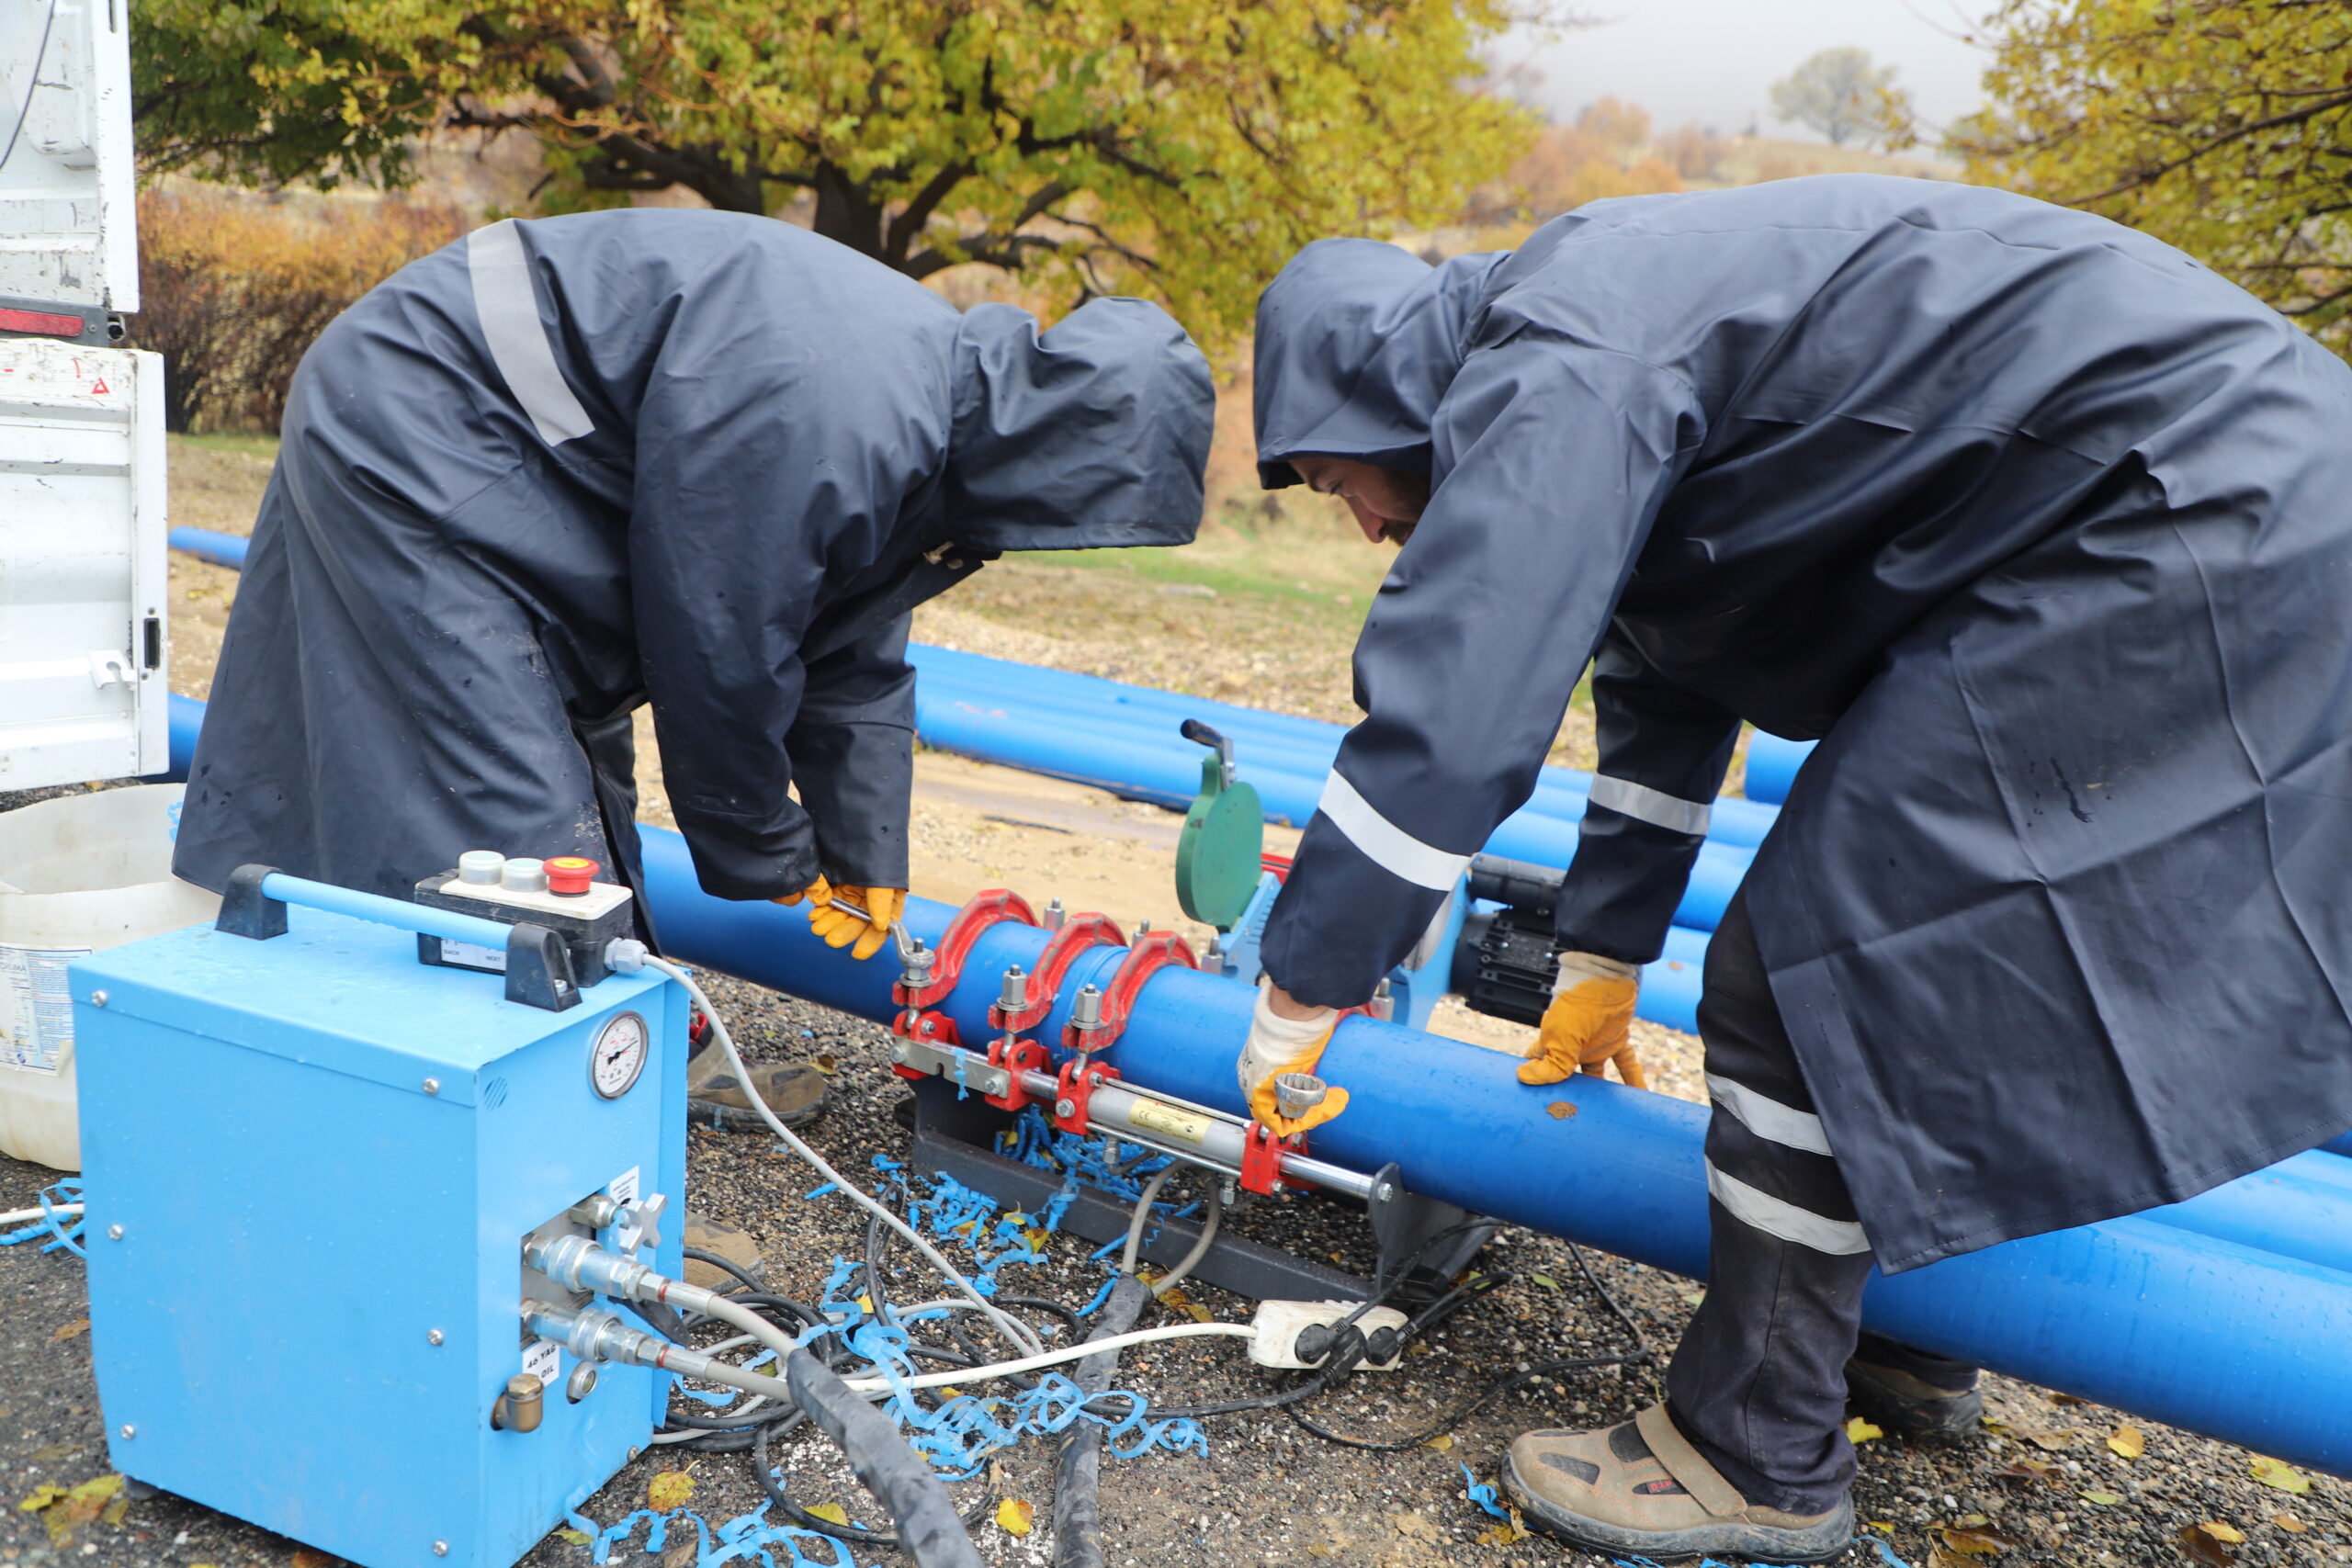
[996,1498,1035,1537]
[1422,1434,1453,1451]
[1992,1459,2055,1487]
[2273,1513,2307,1534]
[32,1474,122,1547]
[18,1483,68,1512]
[1957,1513,1990,1527]
[936,1386,964,1402]
[2177,1523,2236,1567]
[803,1504,849,1526]
[2197,1521,2245,1544]
[854,1295,873,1314]
[28,1443,76,1462]
[2047,1392,2087,1406]
[99,1498,128,1528]
[1305,1546,1338,1560]
[1928,1548,1973,1568]
[1845,1416,1883,1444]
[1979,1417,2008,1433]
[2079,1490,2123,1506]
[554,1529,591,1546]
[1938,1523,2018,1555]
[2108,1424,2146,1460]
[1024,1228,1051,1253]
[2018,1427,2079,1452]
[292,1551,334,1568]
[1528,1274,1559,1291]
[1867,1521,1896,1534]
[50,1318,87,1343]
[1546,1102,1578,1120]
[2249,1456,2311,1495]
[1475,1508,1531,1548]
[646,1471,695,1512]
[811,1053,838,1076]
[1182,1302,1214,1325]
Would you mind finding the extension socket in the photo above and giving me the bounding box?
[1247,1301,1409,1371]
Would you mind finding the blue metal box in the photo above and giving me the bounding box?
[72,888,688,1568]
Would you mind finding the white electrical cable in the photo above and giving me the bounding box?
[835,1322,1254,1396]
[641,955,1045,1359]
[0,1203,81,1227]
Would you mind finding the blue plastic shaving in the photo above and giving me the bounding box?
[566,1501,858,1567]
[0,1179,86,1257]
[1463,1462,1512,1519]
[803,1183,838,1201]
[1073,1278,1117,1317]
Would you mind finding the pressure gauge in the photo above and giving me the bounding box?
[589,1011,648,1100]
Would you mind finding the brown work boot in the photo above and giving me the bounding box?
[682,1213,764,1292]
[1502,1403,1854,1563]
[685,1041,830,1132]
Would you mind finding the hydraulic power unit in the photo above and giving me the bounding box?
[72,864,688,1568]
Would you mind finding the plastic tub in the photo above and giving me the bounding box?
[0,784,220,1170]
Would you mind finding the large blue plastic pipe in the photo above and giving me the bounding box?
[634,847,2352,1476]
[1742,734,1816,807]
[168,527,249,570]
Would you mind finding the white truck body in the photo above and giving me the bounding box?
[0,0,139,314]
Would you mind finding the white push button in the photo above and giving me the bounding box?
[458,851,506,885]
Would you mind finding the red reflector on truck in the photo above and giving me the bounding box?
[0,307,85,336]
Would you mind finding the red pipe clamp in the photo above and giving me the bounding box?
[890,888,1037,1074]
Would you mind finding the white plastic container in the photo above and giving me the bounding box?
[0,784,218,1170]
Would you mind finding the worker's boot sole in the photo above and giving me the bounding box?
[1846,1359,1984,1446]
[1502,1450,1855,1564]
[686,1057,831,1132]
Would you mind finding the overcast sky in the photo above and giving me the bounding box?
[1504,0,1994,149]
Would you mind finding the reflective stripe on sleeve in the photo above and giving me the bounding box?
[1705,1162,1872,1255]
[467,220,594,446]
[1706,1073,1834,1156]
[1589,773,1712,837]
[1315,771,1472,892]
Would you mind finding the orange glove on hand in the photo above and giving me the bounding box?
[1520,951,1646,1089]
[807,885,906,962]
[774,874,834,908]
[1237,982,1352,1138]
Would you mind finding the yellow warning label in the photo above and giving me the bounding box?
[1127,1100,1211,1145]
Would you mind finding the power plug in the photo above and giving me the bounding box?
[1247,1301,1409,1371]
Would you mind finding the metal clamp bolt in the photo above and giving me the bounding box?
[433,1543,450,1558]
[106,1224,123,1241]
[422,1077,441,1096]
[1055,1098,1077,1120]
[118,1425,134,1439]
[89,990,108,1008]
[426,1328,445,1346]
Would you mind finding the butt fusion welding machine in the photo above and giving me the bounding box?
[74,853,687,1568]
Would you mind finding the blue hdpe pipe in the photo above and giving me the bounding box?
[1742,733,1816,807]
[169,527,250,570]
[634,847,2352,1477]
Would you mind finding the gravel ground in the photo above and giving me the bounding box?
[5,957,2346,1568]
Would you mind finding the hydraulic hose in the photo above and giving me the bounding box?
[1050,1273,1155,1568]
[785,1347,987,1568]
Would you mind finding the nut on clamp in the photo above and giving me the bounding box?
[1053,929,1199,1135]
[888,888,1038,1074]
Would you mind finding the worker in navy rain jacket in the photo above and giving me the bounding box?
[175,209,1215,1135]
[1234,176,2352,1563]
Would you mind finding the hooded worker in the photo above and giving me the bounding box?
[176,209,1215,1140]
[1238,176,2352,1562]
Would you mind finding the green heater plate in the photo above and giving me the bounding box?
[1175,753,1264,930]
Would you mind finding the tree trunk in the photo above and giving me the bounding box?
[811,164,888,260]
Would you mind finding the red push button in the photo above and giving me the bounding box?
[546,856,599,896]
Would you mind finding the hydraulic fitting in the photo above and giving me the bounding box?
[491,1372,545,1432]
[523,1235,723,1317]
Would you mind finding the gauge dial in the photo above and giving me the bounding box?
[590,1011,648,1100]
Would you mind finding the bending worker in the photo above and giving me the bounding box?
[1237,176,2352,1563]
[176,209,1215,1132]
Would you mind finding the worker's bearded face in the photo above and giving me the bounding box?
[1291,456,1430,546]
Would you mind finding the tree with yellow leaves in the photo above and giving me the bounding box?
[132,0,1535,342]
[1956,1,2352,359]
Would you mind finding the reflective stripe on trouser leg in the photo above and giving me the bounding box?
[1662,889,1873,1515]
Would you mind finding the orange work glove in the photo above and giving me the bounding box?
[1237,982,1352,1138]
[1519,951,1646,1089]
[775,874,834,908]
[807,885,906,962]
